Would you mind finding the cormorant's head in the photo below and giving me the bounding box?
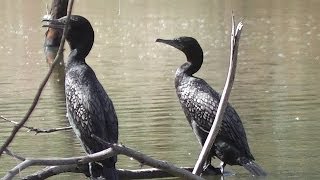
[43,15,94,58]
[156,36,203,64]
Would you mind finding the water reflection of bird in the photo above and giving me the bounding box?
[43,15,119,180]
[156,36,266,176]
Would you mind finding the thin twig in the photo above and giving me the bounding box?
[1,115,35,131]
[4,148,25,161]
[92,135,203,180]
[0,0,74,158]
[192,14,244,175]
[29,126,72,134]
[0,115,71,134]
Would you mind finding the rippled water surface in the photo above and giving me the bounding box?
[1,0,320,179]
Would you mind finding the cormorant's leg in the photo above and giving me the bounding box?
[89,162,103,178]
[220,161,226,175]
[89,162,94,177]
[202,159,221,175]
[203,159,211,170]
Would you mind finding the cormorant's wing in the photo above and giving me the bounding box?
[65,66,118,154]
[185,78,253,159]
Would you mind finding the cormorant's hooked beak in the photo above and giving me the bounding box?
[42,18,66,29]
[156,38,184,51]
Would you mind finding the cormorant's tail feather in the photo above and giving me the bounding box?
[241,160,267,176]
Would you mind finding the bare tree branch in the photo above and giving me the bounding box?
[0,0,75,157]
[3,148,25,161]
[3,141,204,180]
[0,115,71,134]
[23,165,88,180]
[117,167,194,179]
[23,165,194,180]
[22,165,89,180]
[192,14,244,175]
[2,148,115,179]
[91,135,204,180]
[28,126,72,134]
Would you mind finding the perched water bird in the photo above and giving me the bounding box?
[156,37,266,176]
[43,15,119,179]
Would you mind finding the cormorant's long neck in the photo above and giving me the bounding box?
[66,49,86,68]
[175,52,203,88]
[66,27,94,62]
[68,42,91,61]
[185,52,203,76]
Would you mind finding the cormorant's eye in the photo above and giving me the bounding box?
[174,38,182,43]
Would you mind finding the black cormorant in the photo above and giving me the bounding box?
[156,37,266,176]
[43,15,119,179]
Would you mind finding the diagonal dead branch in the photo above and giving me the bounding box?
[0,0,75,158]
[4,148,25,161]
[192,13,244,175]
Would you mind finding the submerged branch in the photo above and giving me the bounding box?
[0,0,75,157]
[192,14,244,175]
